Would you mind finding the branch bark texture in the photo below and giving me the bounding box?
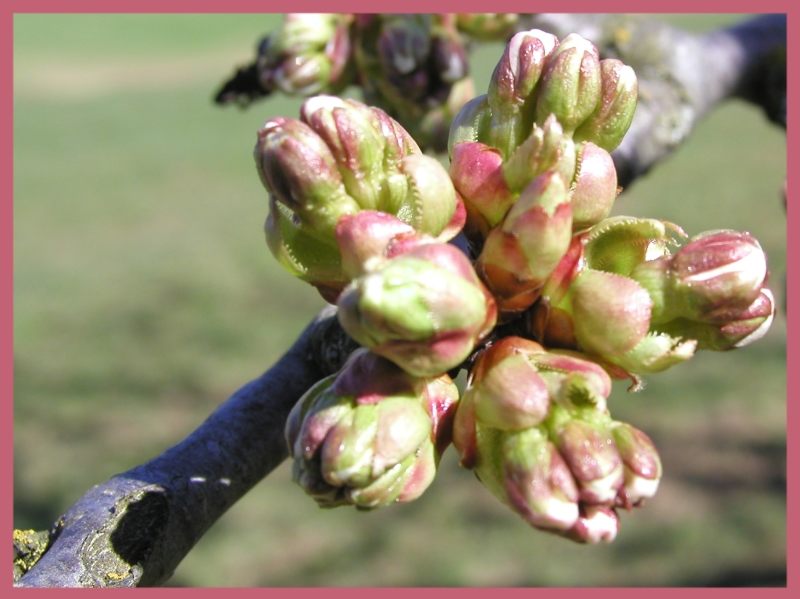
[15,13,786,588]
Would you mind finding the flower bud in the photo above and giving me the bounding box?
[349,437,437,507]
[370,104,422,161]
[450,141,515,233]
[489,29,558,107]
[337,243,496,377]
[527,349,613,411]
[535,33,601,133]
[570,269,653,360]
[377,17,430,87]
[564,505,620,543]
[271,52,332,96]
[255,117,359,240]
[452,381,479,468]
[335,211,420,278]
[395,153,459,238]
[569,142,619,231]
[351,15,474,153]
[265,198,347,303]
[420,371,462,453]
[258,14,353,96]
[611,421,662,506]
[502,115,575,194]
[539,232,586,306]
[657,288,776,351]
[451,337,647,538]
[500,427,581,531]
[301,96,388,210]
[487,29,559,156]
[667,230,768,322]
[574,59,638,151]
[711,287,776,348]
[477,171,573,315]
[447,94,492,154]
[548,409,624,505]
[259,97,462,298]
[277,14,340,54]
[286,349,459,509]
[466,337,551,431]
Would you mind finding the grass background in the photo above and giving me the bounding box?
[13,13,786,587]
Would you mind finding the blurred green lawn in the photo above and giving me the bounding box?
[13,14,786,587]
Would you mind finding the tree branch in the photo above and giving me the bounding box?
[15,306,357,588]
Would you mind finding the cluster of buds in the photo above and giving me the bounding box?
[529,217,775,377]
[253,25,775,543]
[256,14,354,98]
[448,29,637,316]
[255,95,464,302]
[453,337,662,542]
[219,14,528,152]
[286,349,460,508]
[257,95,498,507]
[352,14,476,152]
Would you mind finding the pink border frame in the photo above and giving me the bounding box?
[2,0,795,594]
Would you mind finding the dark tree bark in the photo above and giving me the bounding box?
[15,13,786,588]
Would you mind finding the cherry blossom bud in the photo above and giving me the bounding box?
[258,97,462,300]
[611,421,663,506]
[255,116,359,240]
[258,14,353,96]
[658,288,776,351]
[265,198,346,303]
[570,269,654,360]
[487,29,559,156]
[574,59,638,152]
[668,230,768,322]
[502,115,575,195]
[535,33,602,132]
[447,94,492,154]
[286,349,459,509]
[549,409,624,505]
[569,142,619,231]
[466,337,552,431]
[335,211,420,279]
[396,153,459,238]
[337,243,496,377]
[500,427,581,531]
[301,96,388,210]
[477,171,573,315]
[377,17,430,95]
[450,141,515,233]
